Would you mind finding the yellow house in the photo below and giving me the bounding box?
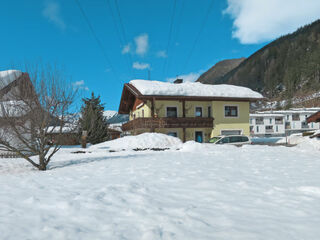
[119,80,264,142]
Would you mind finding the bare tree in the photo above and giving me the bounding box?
[0,65,77,170]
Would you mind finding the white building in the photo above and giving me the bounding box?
[250,113,285,136]
[250,108,320,136]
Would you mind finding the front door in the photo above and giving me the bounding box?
[195,131,203,143]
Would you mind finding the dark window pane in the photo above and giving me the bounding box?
[167,107,177,118]
[195,107,202,117]
[225,106,238,117]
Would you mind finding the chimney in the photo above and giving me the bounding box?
[174,78,183,84]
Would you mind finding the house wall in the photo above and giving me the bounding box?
[211,101,250,137]
[127,98,251,141]
[249,115,285,136]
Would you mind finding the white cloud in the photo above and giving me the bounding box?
[167,72,202,83]
[156,50,167,58]
[134,33,149,56]
[132,62,150,70]
[73,80,89,91]
[121,43,131,54]
[224,0,320,44]
[42,1,66,30]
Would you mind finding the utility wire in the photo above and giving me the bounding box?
[161,0,177,79]
[74,0,119,81]
[181,0,215,74]
[113,0,135,78]
[165,0,186,79]
[106,0,134,78]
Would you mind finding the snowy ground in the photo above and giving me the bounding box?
[0,134,320,239]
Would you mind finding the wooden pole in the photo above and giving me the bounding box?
[81,130,88,148]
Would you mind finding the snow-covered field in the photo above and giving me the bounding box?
[0,134,320,239]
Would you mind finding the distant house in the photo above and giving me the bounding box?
[118,79,263,142]
[0,70,36,154]
[250,108,320,137]
[307,111,320,124]
[250,113,285,136]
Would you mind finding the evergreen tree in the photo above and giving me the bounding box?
[79,92,109,144]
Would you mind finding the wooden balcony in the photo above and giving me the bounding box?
[122,117,214,131]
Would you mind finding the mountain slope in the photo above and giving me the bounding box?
[196,58,245,84]
[199,19,320,101]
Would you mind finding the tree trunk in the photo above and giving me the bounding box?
[38,155,47,171]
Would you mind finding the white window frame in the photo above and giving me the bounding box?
[165,106,179,118]
[220,129,243,135]
[223,104,239,118]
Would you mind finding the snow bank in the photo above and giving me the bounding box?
[91,132,182,151]
[0,70,22,88]
[278,133,320,150]
[1,143,320,239]
[130,80,263,99]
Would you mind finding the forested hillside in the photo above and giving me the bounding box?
[198,19,320,105]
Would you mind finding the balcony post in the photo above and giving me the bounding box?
[183,127,186,142]
[182,100,186,118]
[151,97,155,118]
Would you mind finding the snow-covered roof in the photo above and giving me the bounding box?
[104,110,117,120]
[250,113,284,118]
[47,124,78,133]
[0,100,28,117]
[0,70,22,89]
[262,109,319,114]
[129,80,264,99]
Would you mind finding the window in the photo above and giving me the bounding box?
[250,118,253,124]
[241,136,249,142]
[167,132,177,138]
[275,117,283,124]
[256,126,259,133]
[142,109,144,118]
[256,117,264,125]
[208,106,212,118]
[276,126,278,132]
[230,136,242,143]
[224,106,238,117]
[195,107,202,117]
[221,130,242,135]
[266,125,273,132]
[287,115,289,121]
[292,114,300,121]
[311,123,314,128]
[133,113,136,119]
[269,118,272,124]
[166,107,177,118]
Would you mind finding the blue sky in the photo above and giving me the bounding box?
[1,0,320,111]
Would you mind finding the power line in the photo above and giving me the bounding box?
[113,0,135,78]
[105,0,134,78]
[74,0,119,81]
[161,0,177,79]
[181,0,215,74]
[164,0,186,79]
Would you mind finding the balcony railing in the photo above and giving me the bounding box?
[265,128,274,133]
[275,120,283,124]
[122,117,214,131]
[256,121,264,125]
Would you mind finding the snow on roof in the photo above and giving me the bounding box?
[262,109,319,114]
[129,80,264,99]
[250,113,284,117]
[0,100,28,117]
[0,70,22,89]
[104,110,117,120]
